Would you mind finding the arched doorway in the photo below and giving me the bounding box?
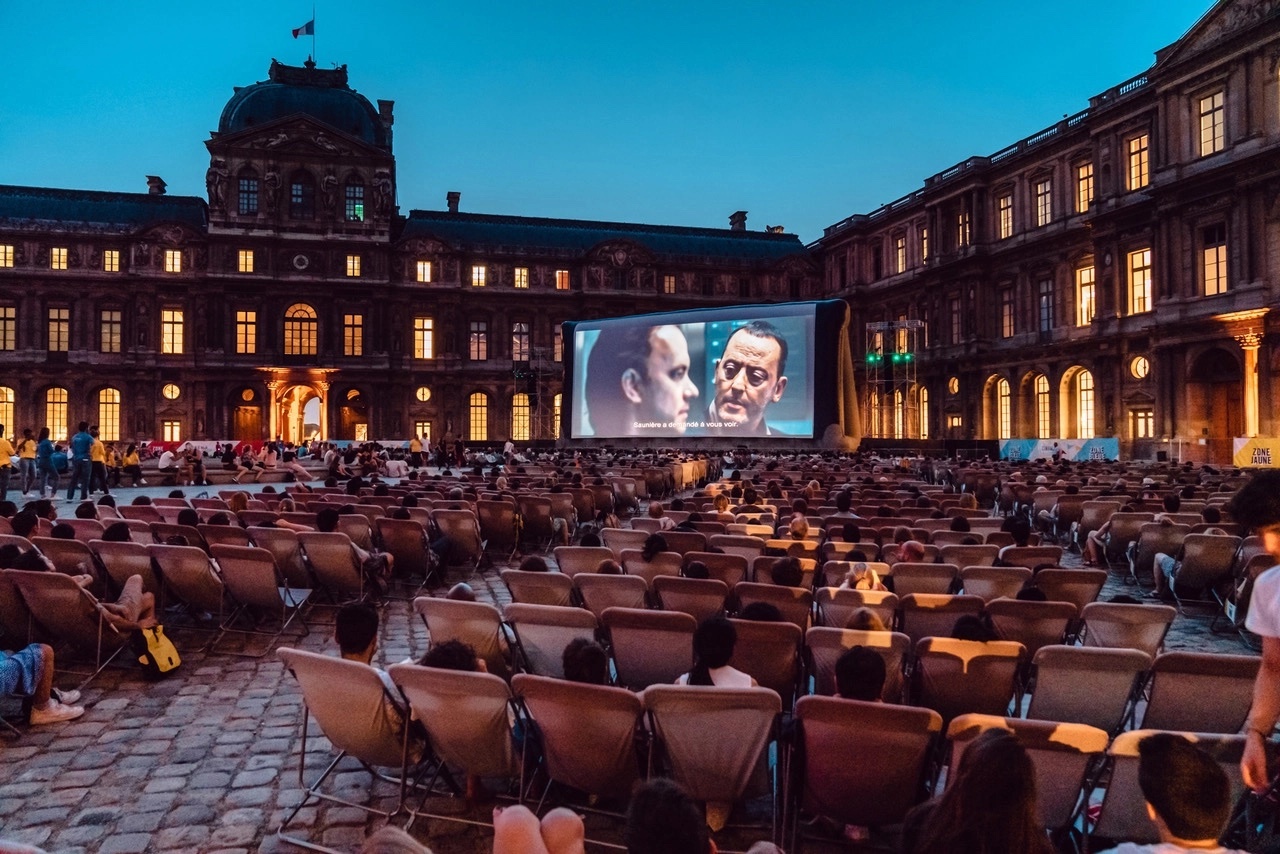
[339,388,370,441]
[277,384,324,444]
[1188,347,1242,461]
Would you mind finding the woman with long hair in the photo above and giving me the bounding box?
[676,616,755,688]
[640,533,668,563]
[902,728,1052,854]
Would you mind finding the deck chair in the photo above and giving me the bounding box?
[1167,533,1242,610]
[297,531,369,604]
[819,559,890,589]
[1035,568,1108,612]
[88,539,162,603]
[913,637,1025,722]
[997,545,1064,570]
[512,674,643,810]
[30,537,95,578]
[148,543,227,636]
[517,496,557,552]
[373,517,437,588]
[389,664,520,828]
[938,544,999,568]
[600,607,695,689]
[629,517,664,535]
[708,534,766,563]
[985,598,1077,658]
[805,627,910,703]
[888,562,958,596]
[275,647,429,849]
[1140,651,1259,733]
[1129,522,1191,588]
[0,568,46,648]
[246,526,313,590]
[430,509,484,570]
[619,549,683,586]
[660,531,708,557]
[62,518,105,543]
[732,581,813,630]
[960,566,1032,601]
[946,714,1108,839]
[1026,645,1151,734]
[503,602,598,679]
[788,697,941,849]
[150,522,207,552]
[1077,500,1122,549]
[118,504,163,523]
[653,576,729,623]
[574,573,648,618]
[552,546,616,578]
[500,569,574,608]
[1091,731,1252,846]
[6,569,131,683]
[814,587,898,630]
[683,551,750,588]
[197,524,252,549]
[336,514,374,553]
[1101,513,1155,572]
[898,593,986,647]
[601,528,648,558]
[208,544,311,656]
[643,685,781,835]
[412,597,510,679]
[726,522,777,539]
[751,556,817,589]
[1081,601,1176,658]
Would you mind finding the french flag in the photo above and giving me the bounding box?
[292,19,314,38]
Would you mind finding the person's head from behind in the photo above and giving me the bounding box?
[682,560,709,580]
[769,556,803,588]
[518,555,549,573]
[1162,493,1182,513]
[1138,733,1232,844]
[949,515,971,533]
[641,533,668,562]
[1202,506,1222,524]
[1001,515,1031,547]
[316,507,340,533]
[647,502,665,520]
[102,521,131,542]
[1228,470,1280,560]
[624,778,709,854]
[335,602,379,662]
[418,639,481,672]
[445,582,476,602]
[739,601,783,622]
[687,616,737,685]
[596,559,623,575]
[580,531,603,547]
[899,540,926,562]
[50,522,75,540]
[10,511,36,539]
[835,490,852,513]
[788,513,810,540]
[561,637,609,685]
[835,645,886,702]
[847,607,887,632]
[177,508,199,527]
[74,501,96,519]
[951,613,999,642]
[587,324,698,436]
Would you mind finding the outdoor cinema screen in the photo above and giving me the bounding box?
[567,302,820,440]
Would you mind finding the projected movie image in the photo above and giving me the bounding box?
[571,304,816,439]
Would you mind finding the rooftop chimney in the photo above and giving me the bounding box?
[378,99,395,148]
[446,191,461,214]
[729,210,747,231]
[146,176,167,196]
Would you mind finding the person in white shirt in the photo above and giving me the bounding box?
[676,616,755,688]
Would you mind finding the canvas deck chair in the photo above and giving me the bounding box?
[938,544,999,569]
[552,546,615,578]
[412,596,510,680]
[197,523,252,550]
[118,504,163,523]
[246,526,313,590]
[1129,522,1191,588]
[729,581,812,631]
[0,568,47,649]
[503,602,598,679]
[430,509,484,571]
[707,534,766,564]
[516,495,557,552]
[729,618,803,710]
[814,587,898,630]
[574,573,648,619]
[7,568,132,684]
[336,514,374,553]
[913,637,1025,723]
[985,598,1077,659]
[653,575,728,624]
[276,647,430,851]
[150,522,207,552]
[88,539,161,602]
[30,536,95,579]
[996,545,1064,570]
[1026,645,1150,734]
[148,543,227,642]
[887,562,958,597]
[660,530,708,557]
[208,544,311,657]
[1102,513,1156,574]
[1035,568,1108,613]
[1167,533,1242,611]
[805,627,910,703]
[1077,500,1123,550]
[297,531,370,605]
[601,528,647,558]
[500,569,574,608]
[960,565,1032,602]
[619,549,683,586]
[1081,601,1176,658]
[898,593,985,647]
[1140,651,1259,733]
[601,606,695,690]
[62,518,105,543]
[684,551,750,588]
[820,559,892,589]
[373,517,438,591]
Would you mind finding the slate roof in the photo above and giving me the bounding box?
[0,185,207,232]
[218,61,388,149]
[400,210,807,264]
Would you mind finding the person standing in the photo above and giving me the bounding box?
[0,424,14,503]
[15,428,36,497]
[34,427,57,498]
[87,426,110,496]
[66,421,93,501]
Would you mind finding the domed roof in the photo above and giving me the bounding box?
[218,60,388,149]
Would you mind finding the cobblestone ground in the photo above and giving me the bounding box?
[0,496,1257,854]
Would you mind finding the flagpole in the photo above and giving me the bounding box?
[311,3,316,65]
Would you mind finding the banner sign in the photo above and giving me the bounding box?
[1233,437,1280,468]
[1000,438,1120,462]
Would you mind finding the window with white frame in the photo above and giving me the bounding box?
[1035,180,1052,226]
[998,194,1013,240]
[1199,90,1225,156]
[1203,224,1227,296]
[1076,266,1096,327]
[1127,134,1150,190]
[1129,248,1153,314]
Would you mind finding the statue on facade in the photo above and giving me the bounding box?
[373,172,393,218]
[321,169,339,217]
[205,159,229,209]
[263,167,282,216]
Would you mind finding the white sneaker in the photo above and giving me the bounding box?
[139,479,147,485]
[51,687,81,704]
[29,700,85,725]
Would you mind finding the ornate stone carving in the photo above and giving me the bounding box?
[206,159,229,209]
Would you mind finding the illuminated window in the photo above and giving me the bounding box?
[893,389,905,440]
[0,387,11,438]
[237,250,254,273]
[0,245,13,268]
[512,393,531,441]
[415,386,431,403]
[103,250,120,272]
[556,269,571,291]
[1128,248,1152,314]
[414,421,431,445]
[1199,91,1225,156]
[947,414,962,432]
[997,378,1011,440]
[161,309,184,354]
[471,265,486,287]
[238,176,258,215]
[662,274,675,295]
[469,392,488,442]
[236,310,257,354]
[895,235,907,272]
[948,377,960,395]
[1035,375,1051,439]
[161,384,181,400]
[346,255,361,277]
[1203,224,1227,296]
[98,388,120,442]
[413,316,434,359]
[997,194,1013,240]
[1076,266,1096,327]
[1076,163,1094,213]
[869,393,882,438]
[164,250,182,273]
[918,387,929,439]
[162,420,182,442]
[921,227,929,261]
[47,307,69,352]
[343,313,364,357]
[1038,278,1054,332]
[553,393,562,440]
[1131,356,1150,379]
[1035,179,1052,226]
[416,261,432,283]
[1131,409,1155,439]
[514,267,529,289]
[512,322,530,361]
[1000,289,1014,338]
[1077,370,1095,439]
[949,297,962,343]
[345,181,365,221]
[100,310,121,354]
[51,247,68,270]
[284,303,318,356]
[0,306,13,351]
[553,326,563,362]
[45,387,67,440]
[956,211,971,247]
[1127,134,1150,190]
[469,321,488,361]
[290,174,315,219]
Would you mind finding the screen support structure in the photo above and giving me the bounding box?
[865,320,924,440]
[514,348,557,441]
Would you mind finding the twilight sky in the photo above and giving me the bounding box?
[1,1,1212,242]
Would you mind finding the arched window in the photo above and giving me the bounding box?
[469,393,488,442]
[553,393,562,440]
[345,179,365,222]
[997,378,1012,439]
[1077,370,1095,439]
[918,386,929,440]
[98,388,121,441]
[868,393,882,438]
[1035,375,1051,439]
[284,304,318,356]
[45,387,67,440]
[893,389,904,439]
[289,171,316,220]
[0,386,13,437]
[511,393,531,442]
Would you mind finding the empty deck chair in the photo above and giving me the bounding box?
[1081,601,1176,658]
[601,528,648,559]
[430,509,484,571]
[1140,651,1259,733]
[985,598,1077,659]
[500,569,574,608]
[960,566,1032,602]
[1034,568,1107,612]
[619,549,683,586]
[246,526,313,590]
[913,637,1025,722]
[652,575,728,624]
[887,562,959,596]
[373,517,437,587]
[898,593,986,647]
[573,573,648,619]
[1026,645,1151,734]
[297,531,370,604]
[732,581,813,630]
[208,544,311,656]
[938,544,999,569]
[552,546,616,578]
[707,534,766,563]
[148,543,227,631]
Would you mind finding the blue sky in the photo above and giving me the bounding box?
[1,1,1213,242]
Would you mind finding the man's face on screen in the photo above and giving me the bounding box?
[634,325,698,433]
[713,330,787,433]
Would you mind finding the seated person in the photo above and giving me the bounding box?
[492,805,585,854]
[335,603,407,725]
[623,777,781,854]
[769,556,804,588]
[1,643,84,725]
[835,646,886,702]
[676,616,755,688]
[417,640,488,800]
[647,502,676,531]
[561,637,609,685]
[1152,527,1228,598]
[839,561,886,591]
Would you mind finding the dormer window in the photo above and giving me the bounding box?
[290,172,316,220]
[345,181,365,222]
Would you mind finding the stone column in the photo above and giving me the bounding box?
[1236,332,1263,438]
[266,381,280,441]
[316,381,330,440]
